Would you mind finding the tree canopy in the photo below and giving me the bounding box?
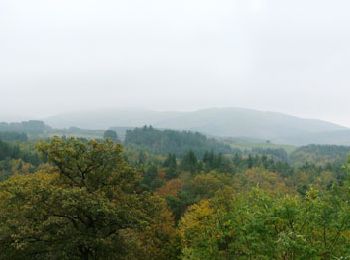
[0,137,176,259]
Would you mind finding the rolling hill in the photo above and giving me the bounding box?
[45,107,349,146]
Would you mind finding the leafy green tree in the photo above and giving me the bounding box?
[0,137,175,259]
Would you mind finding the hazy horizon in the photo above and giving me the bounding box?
[1,106,349,130]
[1,0,350,126]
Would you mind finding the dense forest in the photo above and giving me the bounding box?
[1,126,350,259]
[124,126,234,156]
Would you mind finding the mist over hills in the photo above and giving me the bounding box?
[44,107,350,146]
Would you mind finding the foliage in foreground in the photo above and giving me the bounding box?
[1,137,350,259]
[0,138,177,259]
[179,188,350,259]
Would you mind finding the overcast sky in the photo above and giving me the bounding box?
[1,0,350,126]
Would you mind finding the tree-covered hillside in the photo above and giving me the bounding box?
[0,120,50,134]
[44,107,349,145]
[290,144,350,167]
[124,126,234,156]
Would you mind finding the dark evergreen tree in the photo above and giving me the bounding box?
[181,150,198,173]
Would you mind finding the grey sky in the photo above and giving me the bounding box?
[1,0,350,126]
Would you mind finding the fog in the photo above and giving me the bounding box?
[1,0,350,126]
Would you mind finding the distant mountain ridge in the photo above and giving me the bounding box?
[44,107,350,146]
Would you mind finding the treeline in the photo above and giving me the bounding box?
[124,126,234,156]
[123,127,350,167]
[290,144,350,166]
[246,147,289,162]
[0,120,49,134]
[2,120,350,169]
[0,131,28,141]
